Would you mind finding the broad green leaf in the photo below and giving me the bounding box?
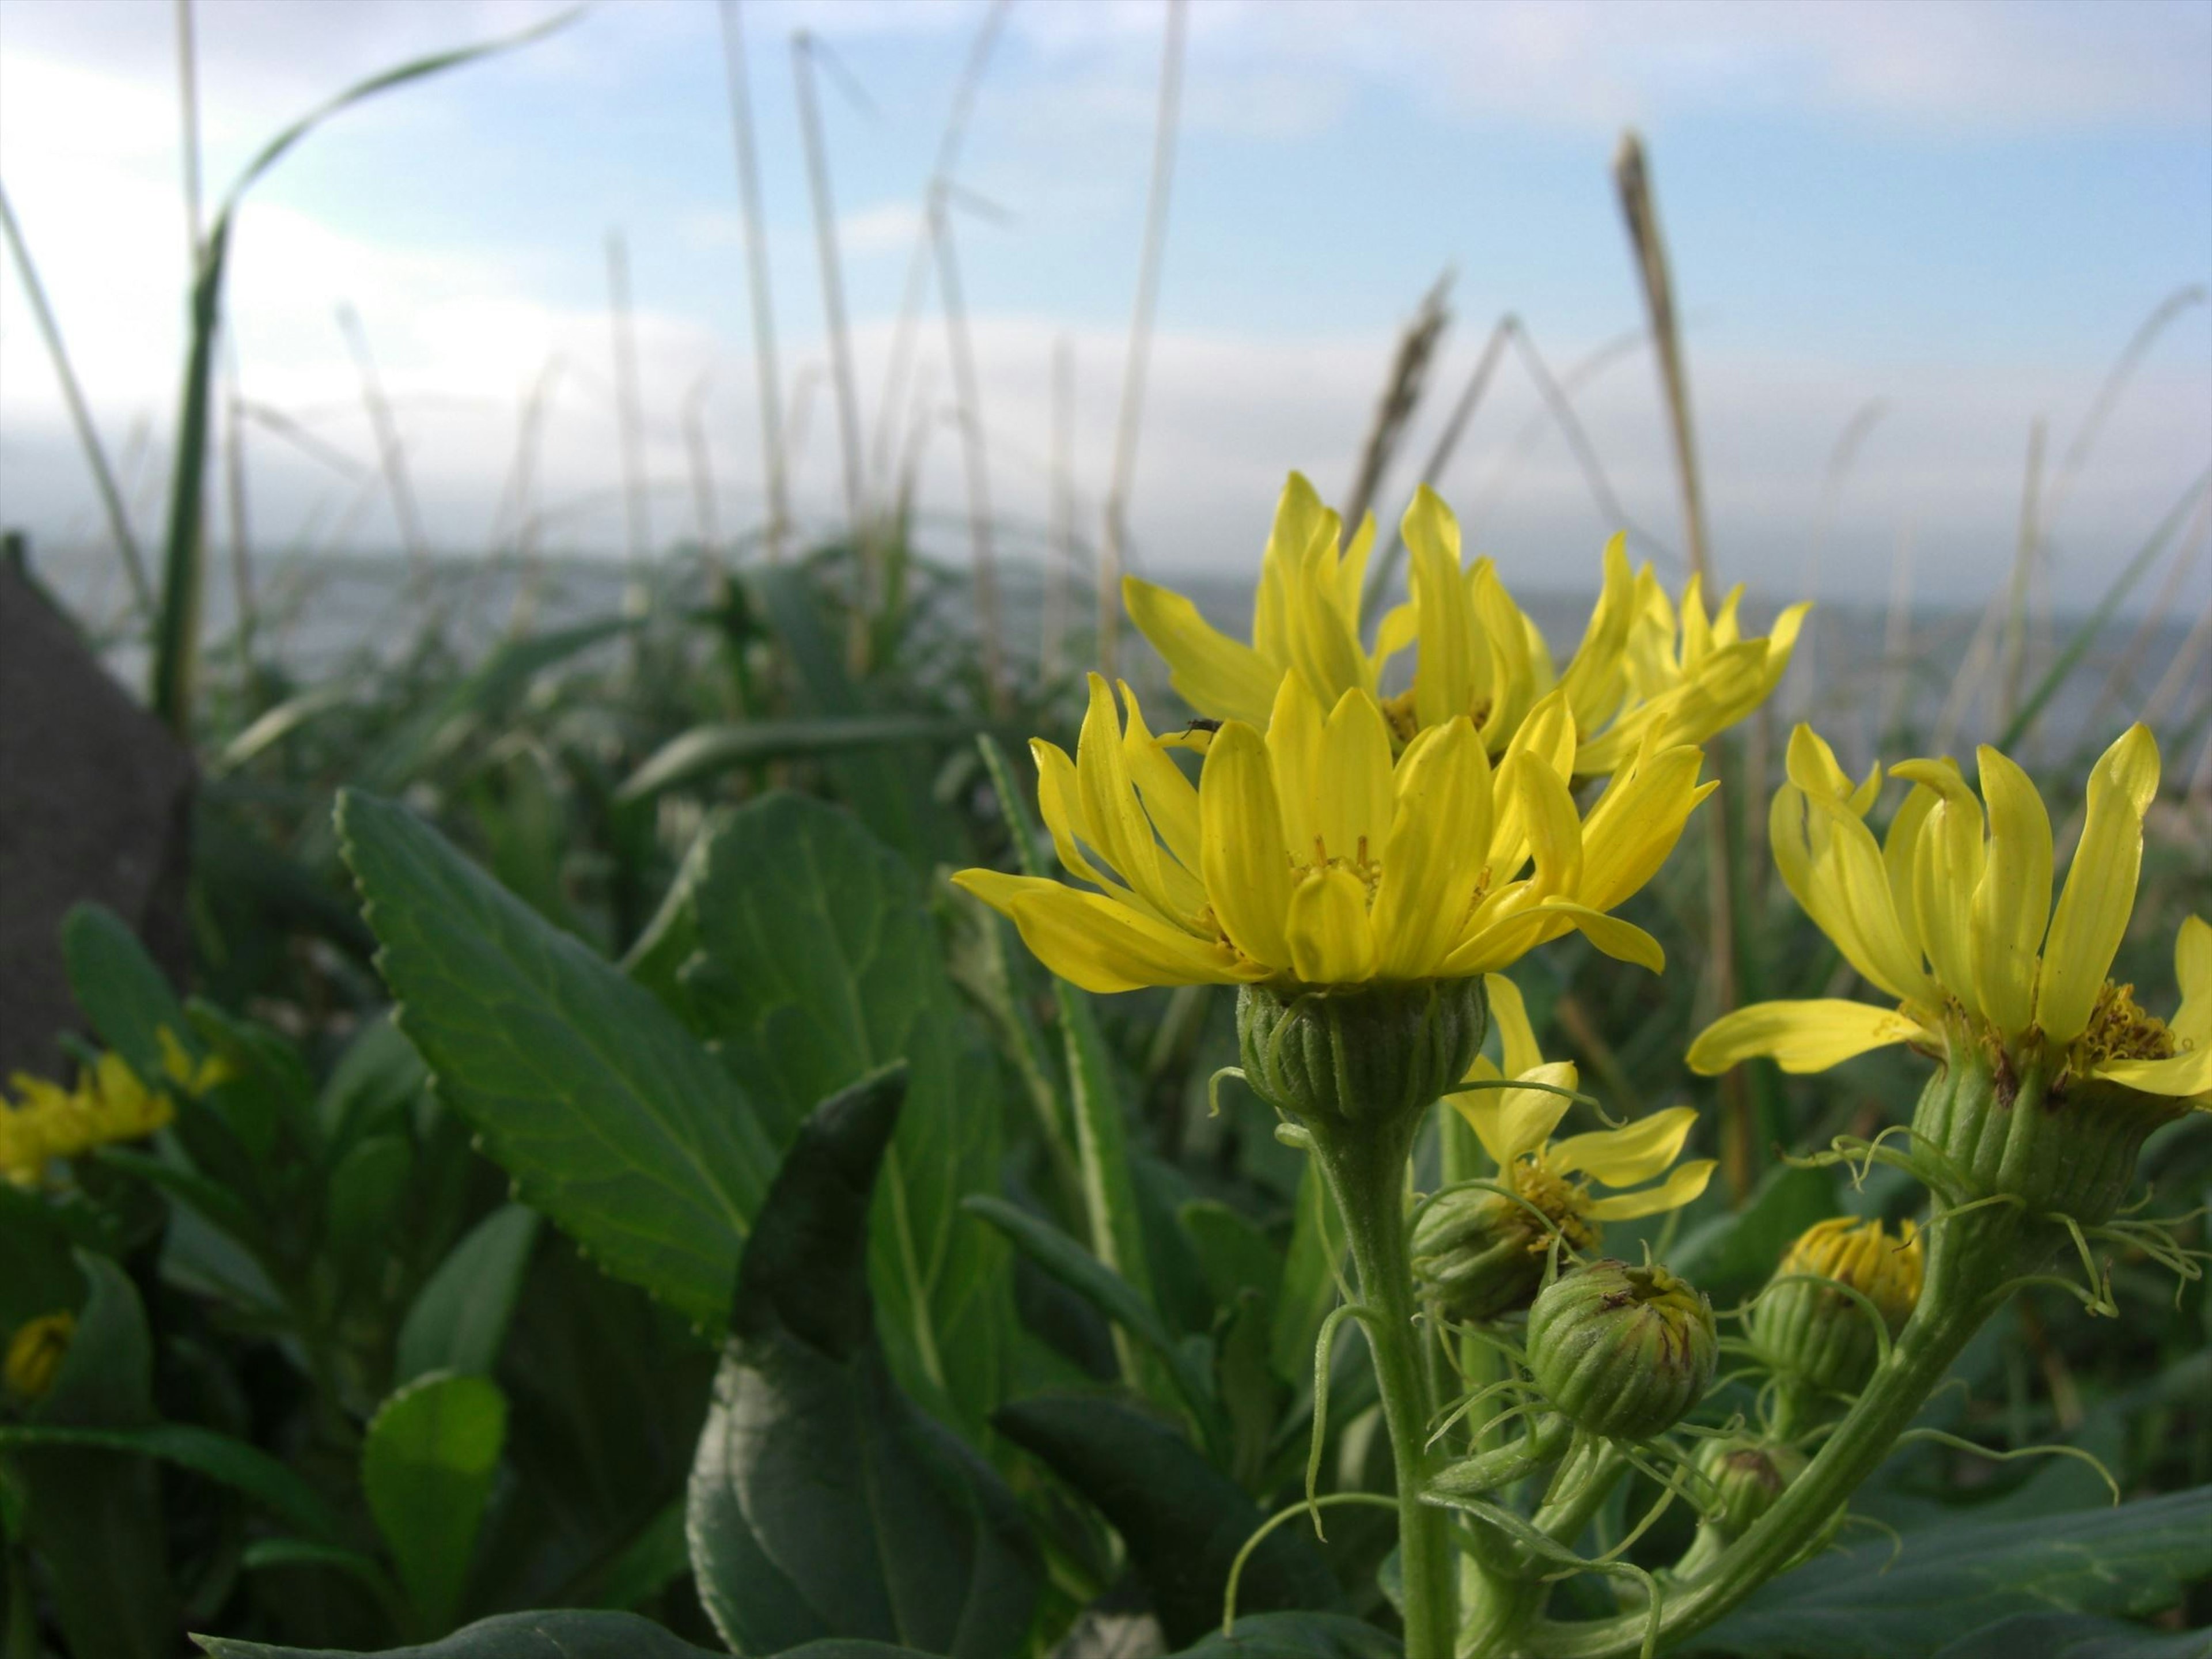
[58,901,190,1084]
[1167,1613,1400,1659]
[1926,1612,2212,1659]
[338,789,775,1334]
[362,1372,509,1631]
[325,1132,414,1285]
[0,1422,347,1543]
[191,1609,724,1658]
[677,791,1013,1433]
[0,1183,88,1330]
[688,1067,1041,1659]
[1690,1486,2212,1658]
[963,1195,1219,1446]
[396,1205,541,1384]
[993,1393,1344,1648]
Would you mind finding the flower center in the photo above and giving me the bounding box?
[1290,835,1382,901]
[1509,1158,1600,1254]
[2071,981,2175,1073]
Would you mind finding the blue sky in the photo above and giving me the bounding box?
[2,0,2207,615]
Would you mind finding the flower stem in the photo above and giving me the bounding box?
[1305,1108,1457,1659]
[1516,1190,2035,1658]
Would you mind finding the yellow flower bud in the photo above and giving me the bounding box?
[1749,1216,1922,1395]
[5,1312,75,1403]
[1526,1259,1717,1441]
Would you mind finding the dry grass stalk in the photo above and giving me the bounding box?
[683,372,724,566]
[930,191,1008,713]
[1097,0,1187,679]
[790,31,868,535]
[335,302,429,571]
[717,0,790,562]
[1341,270,1452,550]
[1360,312,1512,622]
[1612,130,1709,582]
[605,230,653,571]
[1044,335,1076,677]
[2000,417,2046,725]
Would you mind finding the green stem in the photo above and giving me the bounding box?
[1306,1109,1457,1659]
[1518,1197,2034,1658]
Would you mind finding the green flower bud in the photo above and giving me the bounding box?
[1411,1173,1600,1322]
[1692,1435,1805,1538]
[1747,1217,1923,1396]
[1911,1036,2183,1226]
[1237,977,1488,1128]
[1525,1259,1716,1441]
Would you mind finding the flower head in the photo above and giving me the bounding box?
[1450,974,1718,1241]
[1688,722,2205,1107]
[1121,474,1805,777]
[1525,1258,1718,1440]
[958,675,1710,995]
[1749,1215,1923,1396]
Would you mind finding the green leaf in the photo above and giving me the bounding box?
[678,791,1014,1433]
[395,1205,541,1384]
[963,1195,1219,1445]
[993,1393,1344,1649]
[975,735,1162,1396]
[362,1372,509,1631]
[0,1422,347,1543]
[1926,1613,2212,1659]
[619,715,968,803]
[190,1609,725,1658]
[339,789,776,1334]
[58,902,189,1084]
[688,1067,1041,1659]
[1689,1486,2212,1658]
[325,1132,415,1285]
[1167,1613,1399,1659]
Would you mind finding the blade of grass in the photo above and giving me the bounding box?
[607,229,653,571]
[148,6,578,732]
[1999,417,2047,729]
[0,181,153,611]
[1999,463,2212,753]
[716,0,789,563]
[1340,270,1452,549]
[791,31,868,531]
[930,190,1009,713]
[1044,334,1077,676]
[1097,0,1187,679]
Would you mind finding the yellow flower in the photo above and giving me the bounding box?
[3,1051,175,1180]
[1688,722,2206,1108]
[958,674,1711,995]
[1121,474,1805,777]
[1452,973,1718,1244]
[160,1026,234,1096]
[4,1311,74,1402]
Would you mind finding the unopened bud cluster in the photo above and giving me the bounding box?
[1237,977,1489,1128]
[1526,1259,1716,1441]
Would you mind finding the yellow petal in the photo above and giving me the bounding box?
[1794,785,1935,1003]
[1264,674,1325,852]
[1284,866,1377,985]
[1198,721,1294,971]
[1482,1060,1581,1166]
[1559,534,1637,741]
[1406,485,1484,730]
[1371,715,1493,979]
[1450,1079,1517,1168]
[1032,738,1127,899]
[1786,723,1859,803]
[1882,782,1939,963]
[1318,690,1394,869]
[1585,1159,1718,1221]
[1254,474,1327,667]
[1338,511,1376,618]
[1577,745,1713,912]
[1487,691,1578,873]
[1372,602,1418,676]
[1075,675,1183,924]
[1686,999,1933,1075]
[1121,577,1279,725]
[1482,972,1543,1079]
[2098,1048,2212,1099]
[1551,1104,1698,1186]
[2172,915,2211,1048]
[1971,745,2052,1041]
[1514,756,1585,906]
[1286,514,1374,704]
[1005,887,1254,994]
[1526,900,1665,975]
[953,869,1070,918]
[1470,560,1537,742]
[2036,724,2159,1047]
[1893,757,1983,1001]
[1116,682,1204,876]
